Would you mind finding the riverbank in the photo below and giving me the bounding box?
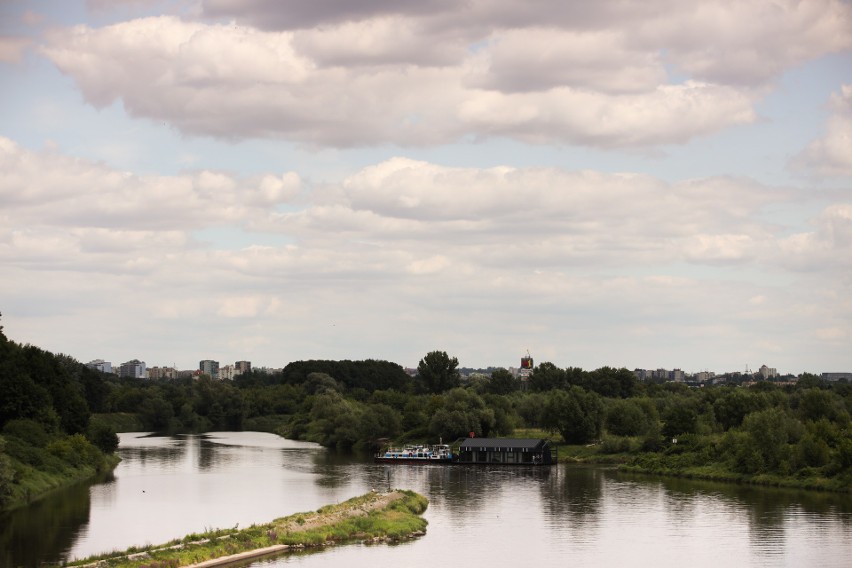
[557,444,852,493]
[1,443,121,513]
[511,429,851,493]
[66,489,429,568]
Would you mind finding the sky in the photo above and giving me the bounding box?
[1,0,851,375]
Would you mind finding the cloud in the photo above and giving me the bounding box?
[794,85,852,177]
[38,12,775,148]
[2,138,848,370]
[0,137,302,232]
[201,0,455,30]
[0,36,31,63]
[202,0,852,87]
[777,204,852,271]
[0,138,818,285]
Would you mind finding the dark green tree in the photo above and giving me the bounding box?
[417,351,460,394]
[529,362,567,391]
[661,404,698,439]
[87,419,119,454]
[486,368,520,395]
[713,388,768,431]
[542,386,604,444]
[605,398,653,437]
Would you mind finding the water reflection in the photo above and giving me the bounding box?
[0,471,111,568]
[3,434,852,568]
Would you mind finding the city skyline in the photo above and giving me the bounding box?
[1,1,850,374]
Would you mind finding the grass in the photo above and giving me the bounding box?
[2,450,121,512]
[65,490,429,567]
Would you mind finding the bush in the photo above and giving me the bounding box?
[2,419,51,448]
[87,420,119,454]
[606,399,652,437]
[47,434,103,469]
[600,435,635,454]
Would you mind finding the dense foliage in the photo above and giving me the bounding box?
[0,315,119,509]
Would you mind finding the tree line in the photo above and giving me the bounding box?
[2,330,851,501]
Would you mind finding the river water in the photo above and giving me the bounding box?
[2,432,851,567]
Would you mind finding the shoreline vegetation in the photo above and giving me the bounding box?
[533,433,852,493]
[65,490,428,568]
[2,310,850,512]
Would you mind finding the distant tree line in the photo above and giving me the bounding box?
[3,331,851,500]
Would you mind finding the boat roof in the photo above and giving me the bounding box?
[459,438,550,451]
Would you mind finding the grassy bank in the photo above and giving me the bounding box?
[508,429,851,493]
[3,454,121,511]
[66,490,429,567]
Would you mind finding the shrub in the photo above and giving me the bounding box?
[2,419,51,448]
[87,420,119,454]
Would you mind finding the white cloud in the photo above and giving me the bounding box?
[37,11,779,147]
[777,204,852,271]
[794,85,852,177]
[469,28,666,94]
[0,136,302,234]
[1,138,848,371]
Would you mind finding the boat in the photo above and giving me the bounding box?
[374,443,456,464]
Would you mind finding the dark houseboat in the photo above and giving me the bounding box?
[456,438,557,465]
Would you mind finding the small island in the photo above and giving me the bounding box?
[67,490,428,568]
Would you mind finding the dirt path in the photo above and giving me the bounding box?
[276,490,404,533]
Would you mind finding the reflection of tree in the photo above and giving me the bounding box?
[642,473,852,556]
[120,434,187,468]
[198,436,217,471]
[0,470,112,566]
[540,465,604,534]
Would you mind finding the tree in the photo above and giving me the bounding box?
[87,420,119,454]
[542,386,604,444]
[661,404,698,439]
[713,388,768,431]
[605,398,652,437]
[486,368,520,395]
[741,408,798,472]
[795,388,849,424]
[528,362,567,391]
[417,351,460,394]
[587,367,638,398]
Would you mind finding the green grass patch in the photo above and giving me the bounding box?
[66,490,428,567]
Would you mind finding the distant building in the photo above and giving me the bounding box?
[219,364,238,380]
[119,359,146,379]
[199,359,220,379]
[822,372,852,382]
[86,359,112,374]
[694,371,716,382]
[759,365,778,379]
[670,369,685,382]
[235,361,251,374]
[519,353,533,387]
[633,369,651,381]
[148,366,177,380]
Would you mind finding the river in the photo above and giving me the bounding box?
[2,432,851,567]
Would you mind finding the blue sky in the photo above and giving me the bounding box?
[1,0,851,375]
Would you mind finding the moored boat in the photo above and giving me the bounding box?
[374,443,456,464]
